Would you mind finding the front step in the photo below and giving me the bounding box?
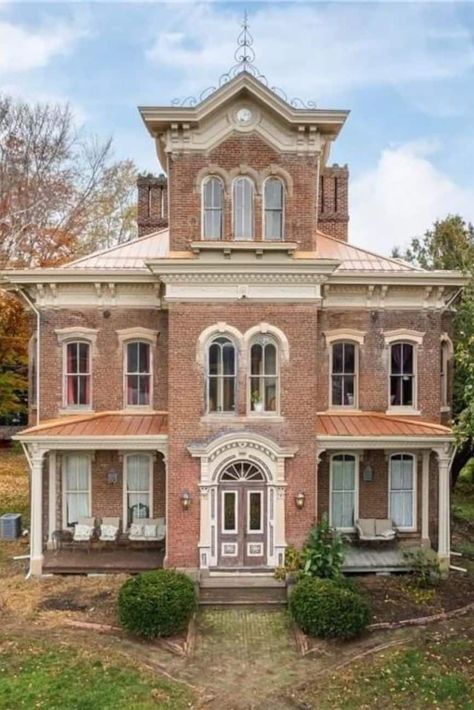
[199,574,287,606]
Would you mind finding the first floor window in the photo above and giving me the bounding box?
[208,336,236,413]
[250,338,278,412]
[65,341,91,407]
[126,454,152,525]
[390,454,415,529]
[331,454,357,529]
[126,341,151,406]
[63,454,90,526]
[331,342,356,407]
[390,342,415,407]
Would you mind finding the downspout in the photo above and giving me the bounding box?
[15,287,40,424]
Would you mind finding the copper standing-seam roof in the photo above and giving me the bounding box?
[19,412,168,438]
[317,412,452,438]
[66,229,170,270]
[314,231,420,272]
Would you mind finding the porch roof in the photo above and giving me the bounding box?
[316,412,453,442]
[16,411,168,440]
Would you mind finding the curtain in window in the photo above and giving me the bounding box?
[203,177,223,239]
[264,179,284,240]
[250,339,278,412]
[331,455,356,528]
[64,455,90,526]
[127,454,151,524]
[233,178,254,240]
[126,341,151,406]
[208,336,236,412]
[66,342,91,406]
[390,343,414,406]
[331,342,356,406]
[390,455,414,528]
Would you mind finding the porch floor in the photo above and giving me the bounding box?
[43,548,164,575]
[343,544,410,573]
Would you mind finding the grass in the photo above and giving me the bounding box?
[0,446,29,527]
[300,638,474,709]
[0,636,194,710]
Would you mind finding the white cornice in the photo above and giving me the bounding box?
[316,435,453,449]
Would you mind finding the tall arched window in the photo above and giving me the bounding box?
[207,336,236,413]
[390,342,415,407]
[202,177,223,240]
[233,177,254,240]
[249,337,278,413]
[264,178,284,240]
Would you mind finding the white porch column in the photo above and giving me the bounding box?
[436,448,452,570]
[30,447,47,576]
[421,450,430,545]
[161,450,168,568]
[47,451,57,548]
[198,485,212,569]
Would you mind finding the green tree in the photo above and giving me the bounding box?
[394,215,474,484]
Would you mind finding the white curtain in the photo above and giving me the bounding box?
[390,456,414,528]
[331,456,356,528]
[64,455,90,526]
[127,454,151,523]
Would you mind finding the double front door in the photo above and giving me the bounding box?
[218,481,266,567]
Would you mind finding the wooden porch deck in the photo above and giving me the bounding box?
[43,547,164,575]
[343,544,410,573]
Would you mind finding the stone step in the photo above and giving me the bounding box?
[199,575,287,605]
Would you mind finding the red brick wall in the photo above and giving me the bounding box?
[137,174,168,236]
[318,165,349,241]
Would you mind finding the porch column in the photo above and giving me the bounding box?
[30,447,47,576]
[47,451,57,548]
[436,448,452,570]
[421,450,430,545]
[161,450,168,568]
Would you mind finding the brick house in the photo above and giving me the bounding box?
[0,32,465,581]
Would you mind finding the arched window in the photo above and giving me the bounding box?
[264,178,284,240]
[330,453,358,530]
[233,177,254,240]
[126,341,152,406]
[331,341,357,407]
[249,337,278,413]
[64,341,91,408]
[389,453,416,530]
[202,177,223,240]
[207,336,236,413]
[390,342,415,407]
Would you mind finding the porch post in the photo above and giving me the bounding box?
[435,448,452,571]
[47,451,57,548]
[421,450,430,545]
[30,447,47,576]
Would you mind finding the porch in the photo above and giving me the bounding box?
[43,546,164,575]
[343,543,410,574]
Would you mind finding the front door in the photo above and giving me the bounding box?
[217,461,267,568]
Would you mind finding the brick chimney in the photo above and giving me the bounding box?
[318,164,349,242]
[137,173,168,236]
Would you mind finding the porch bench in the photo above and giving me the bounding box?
[356,518,397,542]
[128,517,166,542]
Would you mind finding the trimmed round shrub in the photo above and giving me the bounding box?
[289,576,372,639]
[118,569,197,638]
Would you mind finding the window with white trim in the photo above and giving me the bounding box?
[64,341,91,407]
[440,341,449,408]
[125,454,152,525]
[63,454,90,527]
[330,454,358,530]
[331,342,357,407]
[389,454,415,529]
[126,341,151,406]
[264,178,284,240]
[390,342,415,407]
[207,336,236,413]
[249,337,278,413]
[233,177,254,240]
[203,177,223,240]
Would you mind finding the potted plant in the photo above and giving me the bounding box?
[251,391,264,413]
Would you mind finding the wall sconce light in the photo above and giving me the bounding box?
[181,491,191,510]
[363,464,373,483]
[295,491,305,510]
[107,468,118,485]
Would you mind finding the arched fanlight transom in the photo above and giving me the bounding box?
[220,460,265,482]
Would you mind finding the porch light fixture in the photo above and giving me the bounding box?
[181,491,191,510]
[107,468,118,485]
[295,491,305,510]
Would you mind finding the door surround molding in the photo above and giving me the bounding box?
[188,432,297,569]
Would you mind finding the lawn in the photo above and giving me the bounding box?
[0,635,194,710]
[0,445,29,527]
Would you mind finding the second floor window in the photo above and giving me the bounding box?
[203,177,223,240]
[208,336,236,413]
[331,342,356,407]
[126,341,151,406]
[264,178,284,240]
[233,177,254,240]
[390,342,415,407]
[65,341,91,407]
[250,338,278,413]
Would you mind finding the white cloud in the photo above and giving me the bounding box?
[0,17,89,74]
[350,141,474,254]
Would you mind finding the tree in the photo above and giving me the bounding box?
[394,215,474,484]
[0,292,28,421]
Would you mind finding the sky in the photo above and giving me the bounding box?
[1,1,474,255]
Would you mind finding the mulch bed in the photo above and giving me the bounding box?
[355,571,474,624]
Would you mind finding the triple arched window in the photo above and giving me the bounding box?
[202,176,285,241]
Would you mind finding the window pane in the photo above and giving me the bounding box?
[137,375,150,405]
[332,376,343,406]
[78,343,89,373]
[204,210,222,240]
[390,376,402,405]
[127,342,138,373]
[233,178,254,240]
[208,377,218,412]
[332,343,344,373]
[264,377,277,411]
[251,344,263,375]
[67,343,78,373]
[223,491,236,531]
[343,375,355,405]
[391,343,402,375]
[223,377,235,411]
[402,376,413,406]
[402,344,413,374]
[209,343,219,376]
[249,492,262,531]
[265,210,282,240]
[138,343,150,373]
[127,375,139,405]
[344,343,355,373]
[222,343,235,375]
[265,344,277,375]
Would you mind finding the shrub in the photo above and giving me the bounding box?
[274,544,302,581]
[302,517,345,580]
[402,547,441,588]
[118,569,197,638]
[289,576,372,639]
